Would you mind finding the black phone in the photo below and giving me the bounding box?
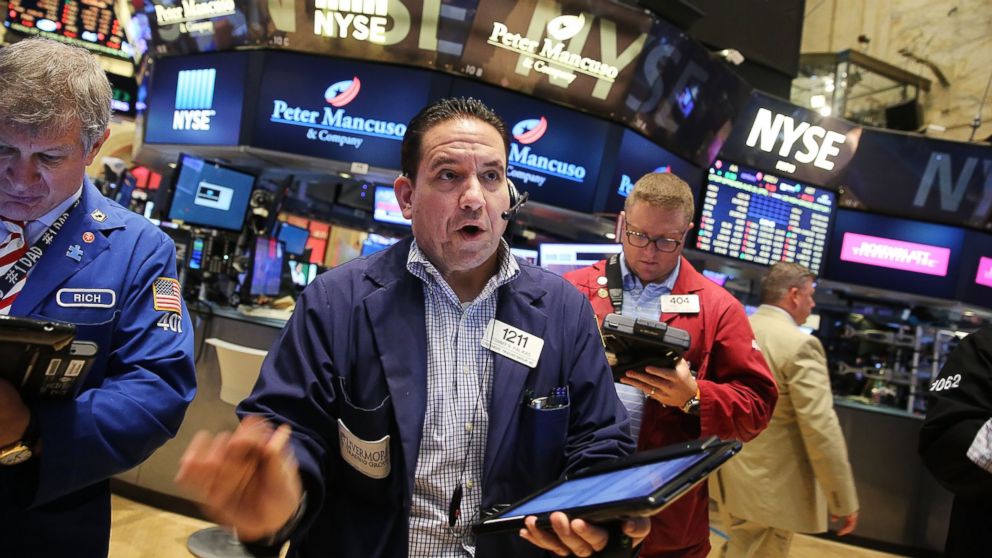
[0,315,97,399]
[601,313,691,382]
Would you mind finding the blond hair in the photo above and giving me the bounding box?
[624,172,695,224]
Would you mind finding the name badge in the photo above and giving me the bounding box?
[338,419,391,479]
[661,294,700,314]
[482,319,544,368]
[56,288,116,308]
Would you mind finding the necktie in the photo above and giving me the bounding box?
[0,219,28,315]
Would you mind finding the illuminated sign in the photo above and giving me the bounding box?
[977,257,992,288]
[172,68,216,131]
[4,0,131,59]
[839,232,950,276]
[508,116,588,185]
[913,151,992,219]
[313,0,389,43]
[153,0,236,33]
[745,108,848,173]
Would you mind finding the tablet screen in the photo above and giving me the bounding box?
[502,452,708,517]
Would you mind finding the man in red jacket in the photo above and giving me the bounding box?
[564,172,777,558]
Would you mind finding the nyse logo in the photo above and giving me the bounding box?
[745,108,846,172]
[914,152,992,220]
[173,68,217,131]
[314,0,388,43]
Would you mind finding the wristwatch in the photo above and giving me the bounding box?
[681,387,701,416]
[0,412,39,466]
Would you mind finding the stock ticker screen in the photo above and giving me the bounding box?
[694,159,835,274]
[4,0,130,60]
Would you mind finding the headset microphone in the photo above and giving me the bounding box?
[501,180,529,221]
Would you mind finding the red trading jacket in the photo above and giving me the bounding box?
[564,257,778,558]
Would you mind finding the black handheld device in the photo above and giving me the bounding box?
[0,315,97,400]
[473,437,740,535]
[601,313,691,382]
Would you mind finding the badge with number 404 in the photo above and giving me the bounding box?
[157,313,183,333]
[482,319,544,368]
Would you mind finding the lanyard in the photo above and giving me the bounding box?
[0,199,80,298]
[604,253,624,315]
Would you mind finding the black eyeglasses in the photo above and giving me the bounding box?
[623,220,686,253]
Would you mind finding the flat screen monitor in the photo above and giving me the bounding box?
[277,223,310,256]
[510,248,538,265]
[823,209,965,300]
[250,238,284,297]
[694,159,835,275]
[167,155,255,232]
[361,234,400,257]
[288,258,319,288]
[373,185,411,227]
[337,183,375,212]
[539,243,622,276]
[4,0,131,60]
[956,230,991,309]
[603,129,703,214]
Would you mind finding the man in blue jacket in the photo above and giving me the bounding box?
[176,97,647,556]
[0,38,196,556]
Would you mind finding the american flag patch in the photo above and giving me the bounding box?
[152,277,182,315]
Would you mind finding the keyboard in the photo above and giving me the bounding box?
[236,305,294,321]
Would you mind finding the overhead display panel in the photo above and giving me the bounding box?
[694,159,835,275]
[144,51,248,145]
[451,79,610,213]
[249,51,436,170]
[718,91,862,187]
[602,128,701,214]
[824,208,965,300]
[958,230,992,309]
[5,0,131,59]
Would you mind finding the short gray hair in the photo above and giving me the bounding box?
[760,262,816,304]
[0,37,112,153]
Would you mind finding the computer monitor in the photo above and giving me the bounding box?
[277,222,310,256]
[510,247,538,265]
[373,185,411,226]
[167,154,255,232]
[288,258,318,288]
[361,234,400,257]
[250,237,285,297]
[538,243,623,276]
[694,159,835,275]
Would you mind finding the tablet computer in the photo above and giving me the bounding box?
[0,315,98,400]
[601,313,691,382]
[473,437,740,535]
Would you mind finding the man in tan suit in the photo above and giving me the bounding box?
[715,262,858,558]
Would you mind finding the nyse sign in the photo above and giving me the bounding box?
[745,108,847,172]
[914,152,992,222]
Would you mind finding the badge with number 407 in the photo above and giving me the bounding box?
[157,313,183,333]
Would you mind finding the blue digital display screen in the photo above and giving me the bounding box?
[361,234,400,257]
[694,159,835,275]
[603,129,702,214]
[251,238,284,297]
[250,52,435,169]
[277,223,310,256]
[145,52,248,146]
[450,80,610,214]
[824,209,965,300]
[167,155,255,232]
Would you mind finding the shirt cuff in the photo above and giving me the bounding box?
[966,419,992,474]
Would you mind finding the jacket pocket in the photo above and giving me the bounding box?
[516,403,570,484]
[335,378,397,500]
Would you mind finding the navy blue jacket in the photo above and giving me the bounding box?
[241,238,633,557]
[0,180,196,557]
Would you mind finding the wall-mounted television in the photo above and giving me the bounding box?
[373,185,411,227]
[694,159,835,275]
[4,0,131,60]
[539,243,622,276]
[602,129,702,214]
[277,222,310,256]
[166,154,255,232]
[824,208,965,300]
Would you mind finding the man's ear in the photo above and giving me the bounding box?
[83,128,111,165]
[394,174,414,220]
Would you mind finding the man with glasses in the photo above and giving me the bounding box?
[564,172,777,558]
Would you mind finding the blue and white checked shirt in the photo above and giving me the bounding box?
[614,255,681,441]
[406,239,520,557]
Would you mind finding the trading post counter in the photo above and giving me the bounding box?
[113,302,288,508]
